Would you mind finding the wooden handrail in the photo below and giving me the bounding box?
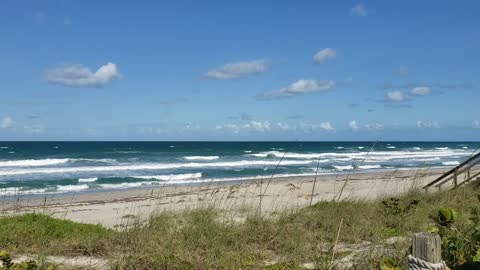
[423,151,480,189]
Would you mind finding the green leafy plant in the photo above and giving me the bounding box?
[435,208,480,269]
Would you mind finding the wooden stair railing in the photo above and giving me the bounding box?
[423,151,480,191]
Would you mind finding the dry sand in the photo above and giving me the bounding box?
[0,168,451,228]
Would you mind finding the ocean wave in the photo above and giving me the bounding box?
[436,147,449,150]
[183,156,220,161]
[56,184,90,192]
[0,160,314,176]
[333,165,354,171]
[412,147,422,150]
[442,161,460,166]
[387,146,396,149]
[358,165,382,169]
[249,149,470,162]
[0,147,9,149]
[0,158,117,168]
[244,150,252,153]
[131,173,202,181]
[0,158,69,167]
[78,177,98,183]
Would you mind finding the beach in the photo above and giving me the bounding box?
[0,168,449,227]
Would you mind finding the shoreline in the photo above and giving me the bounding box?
[0,166,451,199]
[0,167,450,227]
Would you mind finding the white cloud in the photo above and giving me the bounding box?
[258,79,335,100]
[473,120,480,128]
[320,121,334,131]
[410,86,431,96]
[216,124,240,134]
[385,91,407,102]
[204,59,267,80]
[351,3,368,16]
[313,48,337,63]
[397,66,409,76]
[45,62,120,87]
[0,117,14,129]
[244,121,271,132]
[416,121,440,129]
[365,123,384,130]
[276,122,291,131]
[348,120,360,131]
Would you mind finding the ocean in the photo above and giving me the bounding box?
[0,141,478,196]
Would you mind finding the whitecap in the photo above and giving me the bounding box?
[358,165,382,169]
[387,146,396,149]
[442,161,460,166]
[333,165,354,171]
[131,173,202,181]
[0,159,314,176]
[183,156,219,161]
[0,158,69,167]
[56,184,90,192]
[436,147,449,150]
[78,177,98,183]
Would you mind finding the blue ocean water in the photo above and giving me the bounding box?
[0,141,478,196]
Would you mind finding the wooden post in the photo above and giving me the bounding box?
[412,232,442,264]
[467,169,471,181]
[453,168,458,187]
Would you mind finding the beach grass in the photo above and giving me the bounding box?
[0,184,479,269]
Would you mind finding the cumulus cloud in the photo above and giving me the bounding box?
[351,3,368,16]
[365,123,384,131]
[258,79,335,100]
[44,62,120,87]
[348,120,360,131]
[313,48,337,63]
[204,59,268,80]
[276,122,291,131]
[0,117,14,129]
[320,121,334,131]
[385,91,407,102]
[244,121,271,132]
[410,86,431,96]
[473,120,480,128]
[416,121,440,129]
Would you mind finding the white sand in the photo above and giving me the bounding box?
[0,168,451,228]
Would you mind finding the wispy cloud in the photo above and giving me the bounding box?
[416,121,440,129]
[320,121,334,131]
[243,121,271,132]
[351,3,368,16]
[385,91,408,102]
[0,116,14,129]
[410,86,431,96]
[258,79,335,100]
[365,123,384,131]
[215,123,240,134]
[313,48,336,63]
[44,62,120,87]
[204,59,268,80]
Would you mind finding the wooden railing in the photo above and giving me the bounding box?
[423,151,480,190]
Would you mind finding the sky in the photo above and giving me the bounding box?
[0,0,479,141]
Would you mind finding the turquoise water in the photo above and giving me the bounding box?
[0,141,478,196]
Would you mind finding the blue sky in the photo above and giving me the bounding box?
[0,0,479,141]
